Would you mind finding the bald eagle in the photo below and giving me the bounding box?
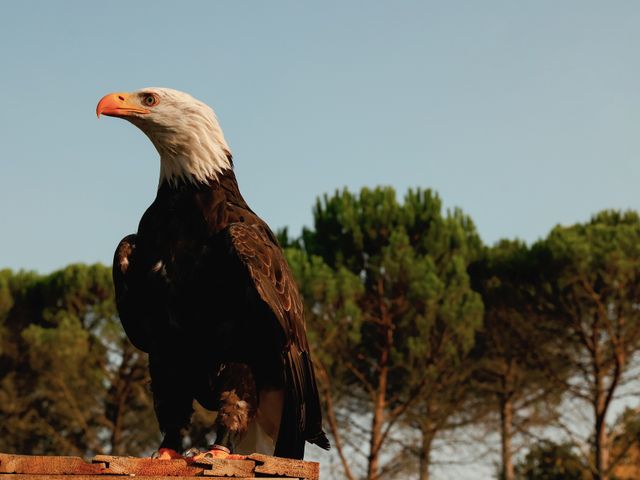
[96,88,329,460]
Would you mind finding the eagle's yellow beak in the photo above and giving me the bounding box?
[96,92,150,118]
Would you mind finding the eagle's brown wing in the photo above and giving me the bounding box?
[112,234,168,353]
[113,234,152,352]
[224,222,329,458]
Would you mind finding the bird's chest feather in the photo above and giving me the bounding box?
[138,192,217,286]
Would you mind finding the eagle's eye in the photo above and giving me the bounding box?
[142,94,159,107]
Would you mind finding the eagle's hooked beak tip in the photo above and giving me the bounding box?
[96,92,150,119]
[96,93,119,119]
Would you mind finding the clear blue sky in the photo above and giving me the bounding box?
[1,1,639,273]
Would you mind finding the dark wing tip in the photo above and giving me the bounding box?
[308,431,330,451]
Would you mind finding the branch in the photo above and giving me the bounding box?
[316,364,357,480]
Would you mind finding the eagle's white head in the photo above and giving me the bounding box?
[97,88,232,186]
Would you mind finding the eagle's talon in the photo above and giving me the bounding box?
[227,453,248,460]
[152,448,183,460]
[192,447,246,461]
[183,447,202,458]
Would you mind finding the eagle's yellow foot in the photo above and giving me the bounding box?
[152,448,183,460]
[191,445,246,461]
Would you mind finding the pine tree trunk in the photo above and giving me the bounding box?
[594,379,609,480]
[593,336,609,480]
[594,420,608,480]
[366,312,393,480]
[367,381,385,480]
[594,345,624,480]
[499,396,514,480]
[418,430,434,480]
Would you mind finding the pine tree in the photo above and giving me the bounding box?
[291,187,483,479]
[0,264,158,456]
[537,211,640,480]
[469,240,567,480]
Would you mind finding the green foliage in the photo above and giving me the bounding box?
[303,187,481,272]
[2,190,640,480]
[470,240,569,470]
[0,264,157,456]
[302,187,483,387]
[295,186,484,478]
[471,239,580,480]
[514,441,589,480]
[534,210,640,477]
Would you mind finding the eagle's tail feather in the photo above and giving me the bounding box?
[307,431,330,450]
[301,351,330,451]
[274,348,306,459]
[274,346,330,459]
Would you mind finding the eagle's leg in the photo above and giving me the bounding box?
[196,363,257,460]
[149,352,195,459]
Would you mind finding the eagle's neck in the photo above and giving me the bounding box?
[137,114,232,187]
[158,147,232,187]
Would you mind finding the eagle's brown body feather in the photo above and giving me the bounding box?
[113,169,328,458]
